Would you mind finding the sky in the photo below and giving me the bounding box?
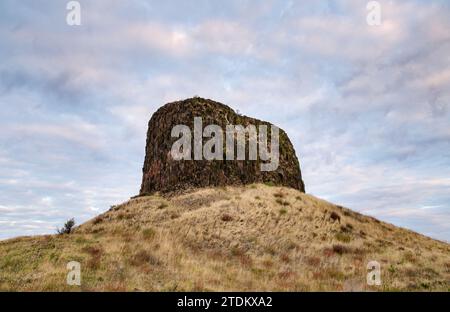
[0,0,449,241]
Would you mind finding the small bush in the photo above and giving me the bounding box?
[117,212,133,220]
[142,228,156,240]
[57,218,75,234]
[403,251,417,263]
[92,216,103,225]
[340,223,353,233]
[87,255,101,269]
[130,250,161,266]
[422,267,439,278]
[264,245,277,255]
[276,198,290,206]
[75,236,88,244]
[262,259,274,268]
[82,246,103,270]
[221,214,233,222]
[239,254,253,267]
[388,265,397,274]
[158,202,168,209]
[330,211,341,223]
[230,247,245,257]
[340,225,350,233]
[335,232,352,243]
[280,253,290,263]
[273,192,284,198]
[82,246,103,257]
[279,208,288,215]
[304,256,321,266]
[92,227,104,234]
[332,244,351,255]
[324,267,345,280]
[444,262,450,273]
[278,270,295,279]
[323,248,334,258]
[420,282,430,289]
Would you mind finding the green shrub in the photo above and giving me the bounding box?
[142,228,156,240]
[221,214,233,222]
[332,244,351,255]
[158,203,168,209]
[335,233,352,243]
[57,218,75,235]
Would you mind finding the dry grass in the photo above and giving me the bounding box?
[0,184,449,291]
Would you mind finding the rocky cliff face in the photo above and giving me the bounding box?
[140,97,305,194]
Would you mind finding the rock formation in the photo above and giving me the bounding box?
[140,97,305,194]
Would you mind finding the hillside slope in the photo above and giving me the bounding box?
[1,184,449,291]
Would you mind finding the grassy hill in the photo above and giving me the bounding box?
[1,184,449,291]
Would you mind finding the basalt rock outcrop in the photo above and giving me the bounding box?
[140,97,305,194]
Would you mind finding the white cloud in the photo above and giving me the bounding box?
[4,122,105,151]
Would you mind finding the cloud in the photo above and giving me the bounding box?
[4,122,105,150]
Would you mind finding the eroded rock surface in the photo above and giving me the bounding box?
[140,97,305,194]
